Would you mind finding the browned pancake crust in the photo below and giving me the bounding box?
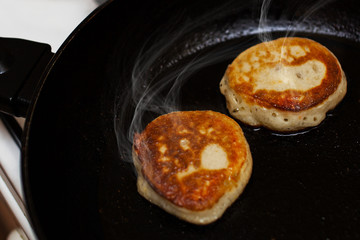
[133,111,248,211]
[226,37,342,111]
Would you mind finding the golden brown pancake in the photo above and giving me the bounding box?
[133,110,252,224]
[220,37,347,131]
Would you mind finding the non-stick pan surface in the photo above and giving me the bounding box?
[23,0,360,239]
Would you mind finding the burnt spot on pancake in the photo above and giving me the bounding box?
[133,111,250,211]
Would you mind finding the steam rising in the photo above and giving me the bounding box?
[258,0,273,42]
[258,0,335,42]
[114,0,339,162]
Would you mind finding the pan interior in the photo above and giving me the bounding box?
[107,33,360,239]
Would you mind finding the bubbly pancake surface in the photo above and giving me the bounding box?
[133,111,251,213]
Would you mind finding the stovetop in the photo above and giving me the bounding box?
[0,1,104,239]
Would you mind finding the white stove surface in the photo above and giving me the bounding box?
[0,1,104,239]
[0,0,101,52]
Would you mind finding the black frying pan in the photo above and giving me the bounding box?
[0,0,359,239]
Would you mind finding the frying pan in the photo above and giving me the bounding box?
[0,0,359,239]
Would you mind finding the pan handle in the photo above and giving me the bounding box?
[0,37,54,118]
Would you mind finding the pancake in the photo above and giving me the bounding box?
[133,110,252,225]
[220,37,347,132]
